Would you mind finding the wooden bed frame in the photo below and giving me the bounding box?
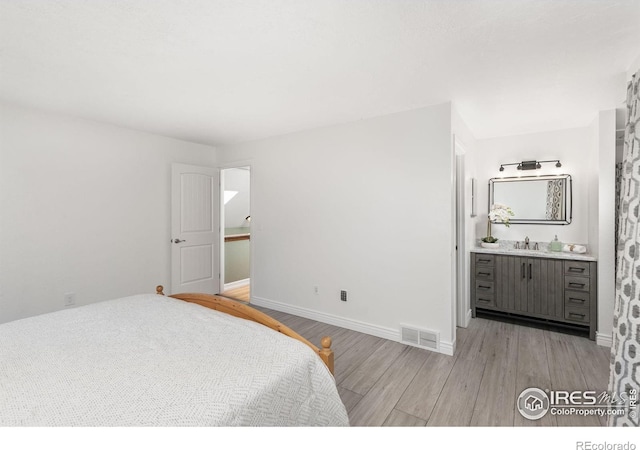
[155,286,334,374]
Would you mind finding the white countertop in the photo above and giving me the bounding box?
[471,240,597,262]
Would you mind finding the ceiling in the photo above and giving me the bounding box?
[1,0,638,146]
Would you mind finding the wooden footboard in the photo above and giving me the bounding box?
[155,286,334,375]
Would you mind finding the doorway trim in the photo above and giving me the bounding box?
[453,136,471,330]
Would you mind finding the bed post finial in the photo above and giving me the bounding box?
[156,285,165,296]
[319,336,334,375]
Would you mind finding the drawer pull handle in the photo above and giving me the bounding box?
[521,263,525,279]
[478,259,491,263]
[529,263,532,280]
[568,267,585,273]
[569,312,586,319]
[569,282,586,288]
[569,298,585,304]
[478,285,491,290]
[478,298,491,303]
[478,272,491,276]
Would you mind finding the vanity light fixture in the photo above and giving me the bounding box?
[499,160,561,172]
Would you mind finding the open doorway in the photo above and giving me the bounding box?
[219,166,251,302]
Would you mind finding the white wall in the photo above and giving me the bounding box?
[587,117,600,259]
[0,103,216,324]
[218,103,456,351]
[475,127,591,246]
[594,110,617,345]
[587,109,617,346]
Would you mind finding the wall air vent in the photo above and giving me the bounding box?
[400,324,439,350]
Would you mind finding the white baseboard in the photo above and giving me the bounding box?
[223,278,250,291]
[596,331,613,348]
[251,296,454,356]
[440,340,455,356]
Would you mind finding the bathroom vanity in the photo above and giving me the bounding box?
[471,245,597,340]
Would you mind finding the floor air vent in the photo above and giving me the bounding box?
[400,325,439,350]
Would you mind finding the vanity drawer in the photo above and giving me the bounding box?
[475,266,494,280]
[564,261,590,277]
[475,280,495,295]
[565,276,590,292]
[564,291,590,309]
[475,254,495,267]
[565,307,590,324]
[475,294,495,308]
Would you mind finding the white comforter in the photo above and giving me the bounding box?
[0,294,349,426]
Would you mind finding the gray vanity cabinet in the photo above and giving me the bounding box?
[494,255,564,320]
[472,252,597,340]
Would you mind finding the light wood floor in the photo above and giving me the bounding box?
[253,306,612,427]
[220,284,250,302]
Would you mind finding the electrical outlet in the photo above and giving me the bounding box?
[313,286,319,295]
[340,290,347,302]
[63,292,76,307]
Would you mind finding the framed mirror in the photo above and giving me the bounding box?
[488,174,572,225]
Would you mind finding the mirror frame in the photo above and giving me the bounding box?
[488,174,572,225]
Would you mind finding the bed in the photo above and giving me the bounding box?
[0,287,349,426]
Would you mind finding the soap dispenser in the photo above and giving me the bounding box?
[550,235,563,252]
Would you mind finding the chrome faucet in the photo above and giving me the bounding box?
[533,242,539,250]
[524,236,530,250]
[514,241,520,249]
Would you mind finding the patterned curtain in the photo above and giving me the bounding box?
[608,71,639,427]
[615,162,624,268]
[545,179,563,220]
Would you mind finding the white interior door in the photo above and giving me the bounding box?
[171,163,220,294]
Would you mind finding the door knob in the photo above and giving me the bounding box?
[172,238,186,244]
